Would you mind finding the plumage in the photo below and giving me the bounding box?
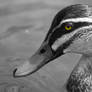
[66,55,92,92]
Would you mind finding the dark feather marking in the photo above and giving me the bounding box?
[52,25,92,59]
[49,22,92,46]
[45,4,91,41]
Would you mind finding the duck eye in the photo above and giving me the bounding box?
[65,23,72,30]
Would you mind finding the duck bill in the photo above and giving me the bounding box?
[13,42,63,77]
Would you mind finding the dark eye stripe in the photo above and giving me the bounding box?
[48,22,92,46]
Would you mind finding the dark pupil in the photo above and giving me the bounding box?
[67,25,71,28]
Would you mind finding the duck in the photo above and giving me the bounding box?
[13,4,92,92]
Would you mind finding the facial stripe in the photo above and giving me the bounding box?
[49,22,92,46]
[52,25,92,51]
[52,31,75,50]
[61,17,92,24]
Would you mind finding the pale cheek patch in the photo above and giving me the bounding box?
[51,31,76,51]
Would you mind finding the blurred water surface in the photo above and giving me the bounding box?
[0,0,92,92]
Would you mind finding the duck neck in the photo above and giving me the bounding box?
[87,55,92,62]
[77,54,92,66]
[72,54,92,75]
[66,54,92,92]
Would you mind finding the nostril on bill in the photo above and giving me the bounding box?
[40,48,46,54]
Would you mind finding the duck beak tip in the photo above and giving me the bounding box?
[13,68,19,78]
[13,61,38,78]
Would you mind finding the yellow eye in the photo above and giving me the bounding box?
[65,24,72,30]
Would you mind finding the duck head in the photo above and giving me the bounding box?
[13,4,92,77]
